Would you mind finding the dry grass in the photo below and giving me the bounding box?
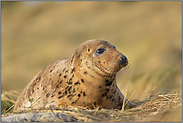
[1,91,19,114]
[1,90,182,122]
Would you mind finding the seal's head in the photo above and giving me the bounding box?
[70,39,128,77]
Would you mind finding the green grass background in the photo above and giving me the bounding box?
[2,1,181,101]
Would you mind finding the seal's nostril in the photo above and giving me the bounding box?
[119,54,128,65]
[120,56,124,61]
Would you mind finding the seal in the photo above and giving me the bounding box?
[13,39,137,112]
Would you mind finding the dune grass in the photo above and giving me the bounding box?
[1,91,19,114]
[1,90,182,122]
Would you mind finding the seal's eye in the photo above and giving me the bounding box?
[113,45,116,49]
[96,48,105,55]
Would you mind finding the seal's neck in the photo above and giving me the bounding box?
[74,61,116,87]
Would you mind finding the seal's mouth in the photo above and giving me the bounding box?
[93,61,127,77]
[95,62,115,76]
[92,54,128,77]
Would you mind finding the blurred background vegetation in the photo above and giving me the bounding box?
[1,1,182,118]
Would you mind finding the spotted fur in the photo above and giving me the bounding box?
[13,39,136,112]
